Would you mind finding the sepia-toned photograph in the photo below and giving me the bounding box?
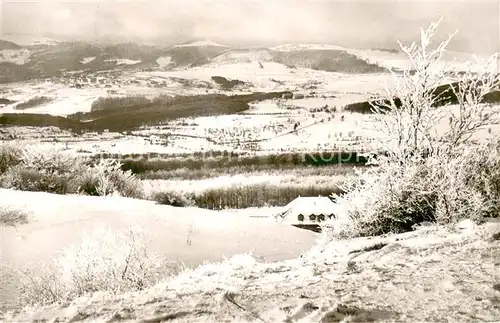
[1,1,499,321]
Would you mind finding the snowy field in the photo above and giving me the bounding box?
[0,189,318,312]
[4,211,500,322]
[1,91,387,155]
[4,101,499,158]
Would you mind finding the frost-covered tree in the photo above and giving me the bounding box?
[369,18,499,164]
[326,19,500,239]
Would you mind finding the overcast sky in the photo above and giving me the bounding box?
[1,1,499,53]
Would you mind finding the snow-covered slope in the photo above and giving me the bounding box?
[0,188,317,311]
[174,40,229,48]
[4,206,499,322]
[271,43,347,52]
[210,48,274,65]
[349,48,496,72]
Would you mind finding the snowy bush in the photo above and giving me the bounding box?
[18,225,173,307]
[17,146,88,175]
[0,143,23,175]
[325,19,500,239]
[0,146,144,198]
[0,165,70,194]
[71,159,144,198]
[151,190,196,207]
[0,205,30,227]
[0,146,87,194]
[329,141,500,238]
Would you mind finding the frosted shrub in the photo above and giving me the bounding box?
[0,143,23,175]
[0,147,144,198]
[433,140,500,221]
[72,159,144,198]
[19,225,171,306]
[369,19,499,164]
[0,165,70,194]
[0,205,30,226]
[0,146,88,194]
[325,20,500,238]
[330,141,500,238]
[329,160,438,238]
[150,190,195,207]
[18,146,88,175]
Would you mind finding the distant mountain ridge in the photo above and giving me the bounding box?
[0,37,481,84]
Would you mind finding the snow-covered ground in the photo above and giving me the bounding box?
[5,102,498,156]
[4,210,499,322]
[0,84,109,116]
[0,188,318,312]
[137,62,394,94]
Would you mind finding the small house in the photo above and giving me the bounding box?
[293,93,305,100]
[276,196,340,232]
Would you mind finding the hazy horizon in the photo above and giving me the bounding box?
[1,0,499,54]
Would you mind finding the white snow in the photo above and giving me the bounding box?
[271,43,347,52]
[210,49,274,65]
[156,56,173,68]
[0,187,317,276]
[138,61,331,92]
[105,58,142,65]
[0,86,108,116]
[80,56,96,64]
[174,40,229,48]
[349,48,497,73]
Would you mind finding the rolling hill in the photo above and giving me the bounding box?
[1,33,61,47]
[0,40,22,50]
[271,49,387,73]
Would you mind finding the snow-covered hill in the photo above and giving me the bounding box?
[174,40,229,48]
[271,43,347,52]
[1,33,61,47]
[210,48,274,65]
[349,48,496,72]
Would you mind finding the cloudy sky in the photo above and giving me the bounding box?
[1,0,499,53]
